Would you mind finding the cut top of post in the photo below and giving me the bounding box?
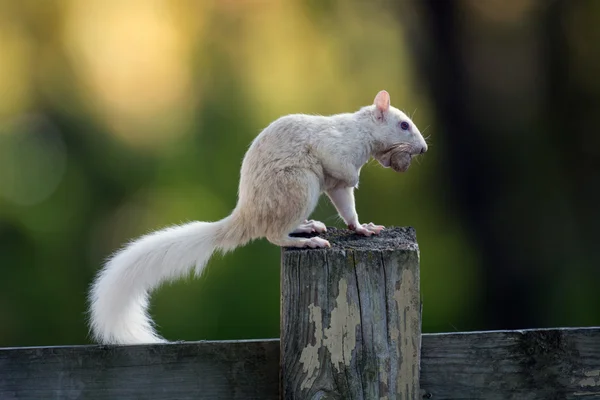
[286,226,419,252]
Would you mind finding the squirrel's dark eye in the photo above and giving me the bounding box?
[400,121,410,131]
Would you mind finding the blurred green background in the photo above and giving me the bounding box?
[1,0,599,347]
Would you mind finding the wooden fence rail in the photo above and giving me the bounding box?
[2,328,600,399]
[1,228,599,399]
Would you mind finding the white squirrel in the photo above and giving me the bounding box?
[89,90,428,345]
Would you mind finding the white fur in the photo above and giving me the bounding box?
[88,90,427,345]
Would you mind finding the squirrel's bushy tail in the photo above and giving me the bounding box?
[88,214,248,345]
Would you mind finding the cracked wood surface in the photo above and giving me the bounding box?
[281,227,422,399]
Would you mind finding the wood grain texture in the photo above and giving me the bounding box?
[420,327,600,400]
[280,227,422,399]
[1,328,600,399]
[0,339,279,400]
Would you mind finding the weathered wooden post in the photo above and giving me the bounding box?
[281,227,421,400]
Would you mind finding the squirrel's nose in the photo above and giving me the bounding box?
[420,145,427,154]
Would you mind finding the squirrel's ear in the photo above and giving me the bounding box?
[373,90,390,120]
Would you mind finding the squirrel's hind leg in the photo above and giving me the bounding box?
[257,170,329,248]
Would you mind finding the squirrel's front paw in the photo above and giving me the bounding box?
[348,222,384,236]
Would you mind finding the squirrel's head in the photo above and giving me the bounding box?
[364,90,428,171]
